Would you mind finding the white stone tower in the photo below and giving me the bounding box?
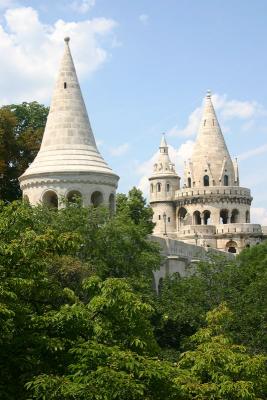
[149,92,262,253]
[19,38,119,209]
[149,135,180,235]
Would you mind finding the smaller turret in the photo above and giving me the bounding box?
[149,134,180,236]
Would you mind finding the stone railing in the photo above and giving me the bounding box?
[175,186,251,199]
[178,224,216,236]
[215,223,262,235]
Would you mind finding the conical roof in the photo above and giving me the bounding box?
[20,37,117,179]
[152,134,178,177]
[190,91,235,187]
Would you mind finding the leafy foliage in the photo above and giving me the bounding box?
[116,187,155,234]
[176,304,267,399]
[0,102,48,201]
[0,195,266,399]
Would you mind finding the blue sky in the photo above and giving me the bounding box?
[0,0,267,223]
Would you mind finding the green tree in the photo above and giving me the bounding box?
[176,304,267,399]
[116,187,155,234]
[0,102,49,202]
[157,250,267,354]
[0,200,161,398]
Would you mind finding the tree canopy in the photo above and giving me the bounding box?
[0,102,48,202]
[0,198,266,399]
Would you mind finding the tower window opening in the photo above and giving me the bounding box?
[188,177,191,188]
[157,183,161,192]
[168,217,170,222]
[231,209,239,223]
[212,119,215,126]
[178,207,187,229]
[204,120,206,126]
[64,82,67,89]
[67,190,82,205]
[246,210,250,223]
[158,215,161,220]
[91,191,103,207]
[203,175,209,186]
[193,210,201,225]
[166,183,170,192]
[203,210,211,225]
[226,240,237,254]
[224,175,229,186]
[150,184,153,193]
[42,190,58,209]
[220,209,229,224]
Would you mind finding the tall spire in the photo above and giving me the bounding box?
[20,37,116,177]
[152,134,177,176]
[189,91,235,187]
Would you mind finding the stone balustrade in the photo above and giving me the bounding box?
[175,186,251,199]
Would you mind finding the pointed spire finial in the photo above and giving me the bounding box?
[160,132,168,148]
[206,89,212,98]
[64,37,70,44]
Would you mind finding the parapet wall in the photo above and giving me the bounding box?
[175,186,251,199]
[150,234,232,292]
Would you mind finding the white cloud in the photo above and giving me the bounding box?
[139,14,149,25]
[212,93,266,120]
[238,143,267,161]
[0,6,117,104]
[109,143,130,157]
[168,106,202,138]
[0,0,17,9]
[71,0,96,14]
[137,140,194,196]
[167,93,266,138]
[251,207,267,225]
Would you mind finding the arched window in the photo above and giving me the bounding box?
[226,240,237,254]
[178,207,187,228]
[150,184,153,193]
[188,177,191,188]
[245,210,250,223]
[42,190,58,209]
[231,209,239,223]
[64,82,67,89]
[193,210,201,225]
[157,183,161,192]
[109,193,115,215]
[203,175,209,187]
[166,183,170,192]
[203,210,211,225]
[224,175,229,186]
[67,190,82,204]
[91,191,103,207]
[220,209,229,224]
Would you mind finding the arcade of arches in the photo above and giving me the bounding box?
[177,207,247,227]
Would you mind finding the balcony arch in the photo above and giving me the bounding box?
[203,210,211,225]
[42,190,58,209]
[91,191,103,207]
[220,209,229,224]
[177,207,187,228]
[67,190,82,204]
[193,210,201,225]
[231,209,239,223]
